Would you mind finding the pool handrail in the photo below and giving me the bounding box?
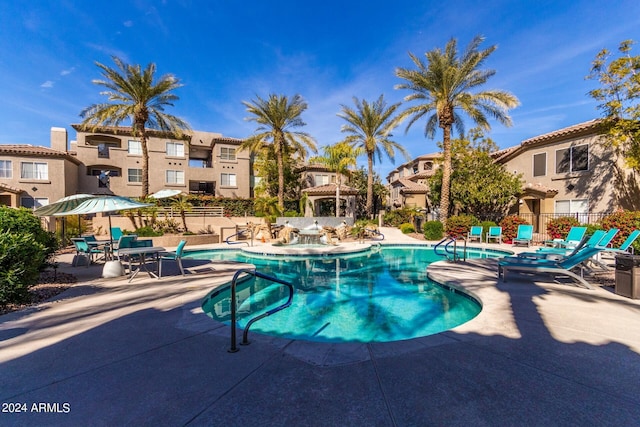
[225,228,251,246]
[228,268,294,353]
[434,236,467,261]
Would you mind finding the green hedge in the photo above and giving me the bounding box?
[423,221,444,240]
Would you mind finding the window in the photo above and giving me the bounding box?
[220,147,236,161]
[221,173,236,187]
[315,174,329,185]
[412,165,419,174]
[21,197,48,209]
[555,199,589,222]
[128,140,142,155]
[556,144,589,174]
[533,153,546,177]
[424,162,433,171]
[166,142,184,157]
[166,170,185,185]
[20,162,48,180]
[330,175,336,184]
[128,168,142,183]
[0,160,11,178]
[98,143,110,158]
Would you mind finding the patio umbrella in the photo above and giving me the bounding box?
[33,194,95,216]
[149,189,183,199]
[54,195,152,242]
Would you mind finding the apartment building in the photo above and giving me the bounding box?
[0,126,252,209]
[386,153,439,211]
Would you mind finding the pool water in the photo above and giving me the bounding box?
[197,246,494,343]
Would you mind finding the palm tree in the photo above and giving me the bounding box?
[395,36,519,224]
[338,95,408,217]
[80,56,190,197]
[309,142,361,217]
[241,94,317,211]
[170,194,193,233]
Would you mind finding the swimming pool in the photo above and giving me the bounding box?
[197,246,499,343]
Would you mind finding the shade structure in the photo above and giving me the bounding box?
[33,194,95,217]
[149,189,183,199]
[54,195,153,242]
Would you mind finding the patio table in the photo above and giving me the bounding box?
[116,246,166,282]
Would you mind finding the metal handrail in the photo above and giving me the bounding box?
[225,228,251,246]
[364,228,385,240]
[434,236,467,262]
[229,268,294,353]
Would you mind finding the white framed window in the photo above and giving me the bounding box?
[166,170,185,185]
[315,174,329,185]
[21,197,48,209]
[128,168,142,183]
[0,160,12,178]
[221,173,236,187]
[533,152,546,177]
[556,144,589,174]
[220,147,236,161]
[20,162,48,180]
[128,140,142,155]
[555,199,589,222]
[166,142,184,157]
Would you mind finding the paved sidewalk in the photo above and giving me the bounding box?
[1,230,639,425]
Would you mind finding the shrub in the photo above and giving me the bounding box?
[0,230,46,306]
[399,223,415,234]
[600,210,640,250]
[546,216,581,240]
[445,214,478,239]
[383,208,416,227]
[0,207,57,262]
[423,220,444,240]
[135,226,163,237]
[479,220,497,241]
[499,215,530,243]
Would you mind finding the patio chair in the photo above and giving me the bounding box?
[71,237,104,267]
[512,224,533,247]
[604,229,640,254]
[498,246,606,289]
[467,226,483,243]
[544,226,587,249]
[158,240,187,278]
[111,227,123,243]
[518,230,605,259]
[112,234,138,261]
[486,226,503,244]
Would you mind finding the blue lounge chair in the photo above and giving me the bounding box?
[605,229,640,254]
[486,226,503,244]
[498,246,606,289]
[159,240,187,278]
[71,237,104,267]
[512,224,533,247]
[517,230,605,260]
[544,226,587,249]
[467,226,483,243]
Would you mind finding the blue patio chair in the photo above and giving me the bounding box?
[112,234,138,261]
[605,229,640,254]
[544,226,587,249]
[158,240,187,278]
[486,226,503,244]
[518,230,605,259]
[512,224,533,247]
[71,237,104,267]
[111,227,123,243]
[467,226,483,243]
[498,246,606,289]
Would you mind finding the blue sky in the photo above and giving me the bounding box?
[1,0,639,179]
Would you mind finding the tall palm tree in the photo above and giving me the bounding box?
[338,95,408,217]
[80,56,190,197]
[309,142,361,217]
[241,94,317,211]
[395,36,519,224]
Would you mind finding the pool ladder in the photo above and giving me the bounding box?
[433,237,468,262]
[228,268,294,353]
[225,228,251,247]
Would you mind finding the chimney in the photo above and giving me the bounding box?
[50,127,68,152]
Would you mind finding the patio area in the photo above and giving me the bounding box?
[1,230,639,425]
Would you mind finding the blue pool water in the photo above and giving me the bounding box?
[196,246,497,343]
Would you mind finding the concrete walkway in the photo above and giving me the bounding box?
[1,230,639,426]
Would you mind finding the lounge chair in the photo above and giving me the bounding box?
[467,226,483,243]
[604,229,640,254]
[512,224,533,247]
[498,246,606,289]
[111,227,123,243]
[544,226,587,249]
[486,226,503,244]
[518,230,605,259]
[159,240,187,278]
[71,237,104,267]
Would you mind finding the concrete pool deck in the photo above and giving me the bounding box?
[1,229,639,425]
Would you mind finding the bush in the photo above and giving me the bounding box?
[445,214,479,239]
[423,220,444,240]
[399,223,415,234]
[546,216,581,240]
[383,208,416,227]
[479,220,497,241]
[0,230,46,306]
[135,226,163,237]
[499,215,530,243]
[600,210,640,251]
[0,207,57,261]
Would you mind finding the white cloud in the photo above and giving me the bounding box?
[40,81,54,89]
[60,67,76,76]
[123,20,133,27]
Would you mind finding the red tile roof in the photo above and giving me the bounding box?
[302,184,359,195]
[0,144,81,164]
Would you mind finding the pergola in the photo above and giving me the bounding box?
[301,184,358,218]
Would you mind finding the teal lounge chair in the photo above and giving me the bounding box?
[513,224,533,247]
[605,229,640,254]
[486,226,503,244]
[498,246,606,289]
[518,230,605,260]
[71,237,104,267]
[544,226,587,249]
[159,240,187,278]
[467,226,483,243]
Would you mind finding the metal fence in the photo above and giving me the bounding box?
[154,206,225,218]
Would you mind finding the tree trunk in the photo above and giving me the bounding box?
[139,124,150,197]
[276,137,285,213]
[335,175,341,217]
[440,124,452,226]
[367,153,374,218]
